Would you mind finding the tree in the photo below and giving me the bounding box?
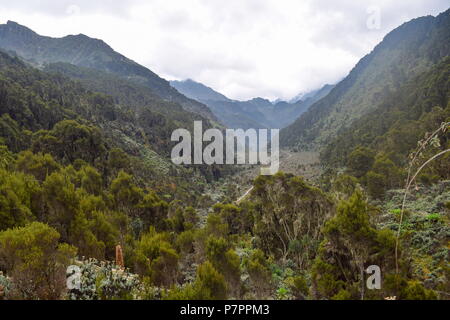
[0,222,77,299]
[41,171,79,241]
[0,169,39,231]
[250,172,334,267]
[135,227,179,287]
[193,261,227,300]
[245,249,272,299]
[150,246,179,288]
[32,120,106,165]
[138,191,169,231]
[78,165,103,196]
[206,237,241,298]
[214,203,253,234]
[16,151,60,182]
[183,206,199,230]
[110,170,143,216]
[366,171,386,199]
[313,190,397,300]
[331,174,358,199]
[107,148,130,175]
[164,261,227,300]
[347,146,375,178]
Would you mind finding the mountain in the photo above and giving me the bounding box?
[0,21,216,121]
[170,79,230,102]
[281,9,450,149]
[288,85,334,104]
[321,56,450,170]
[171,79,333,129]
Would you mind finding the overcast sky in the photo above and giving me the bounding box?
[0,0,448,100]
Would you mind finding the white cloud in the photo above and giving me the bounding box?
[0,0,448,100]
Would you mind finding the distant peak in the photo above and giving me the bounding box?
[2,20,36,34]
[5,20,28,29]
[65,33,96,40]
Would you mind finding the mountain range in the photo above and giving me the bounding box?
[0,7,449,301]
[0,20,217,122]
[281,8,450,150]
[170,79,334,129]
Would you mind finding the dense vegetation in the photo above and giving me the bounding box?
[0,20,216,121]
[320,57,450,200]
[281,9,450,149]
[1,160,447,300]
[0,11,449,300]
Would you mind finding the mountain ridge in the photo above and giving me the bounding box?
[0,21,217,122]
[171,78,334,129]
[281,9,450,149]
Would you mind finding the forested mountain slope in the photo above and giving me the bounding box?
[281,9,450,149]
[0,50,223,203]
[322,56,450,169]
[0,21,216,121]
[317,57,450,200]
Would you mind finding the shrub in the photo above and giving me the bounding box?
[0,222,77,299]
[68,259,140,300]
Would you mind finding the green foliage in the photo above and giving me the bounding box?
[282,12,450,149]
[366,171,386,199]
[332,174,358,199]
[167,261,228,300]
[251,172,334,267]
[313,190,398,299]
[32,120,107,165]
[0,222,77,299]
[0,27,447,300]
[206,236,241,297]
[245,249,272,299]
[176,229,196,255]
[0,168,40,231]
[135,227,178,287]
[287,275,309,300]
[322,57,450,188]
[347,147,375,178]
[16,151,61,182]
[403,281,438,300]
[192,261,227,300]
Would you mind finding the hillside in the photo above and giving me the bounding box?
[281,9,450,149]
[0,21,216,121]
[0,7,449,303]
[320,56,450,192]
[0,50,227,205]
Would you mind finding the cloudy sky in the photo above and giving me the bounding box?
[0,0,448,100]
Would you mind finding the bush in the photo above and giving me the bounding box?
[0,222,77,299]
[245,250,272,299]
[288,275,309,300]
[366,171,386,199]
[347,147,375,178]
[193,261,227,300]
[68,259,140,300]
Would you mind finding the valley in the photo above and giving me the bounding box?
[0,6,448,302]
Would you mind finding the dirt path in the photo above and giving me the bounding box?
[236,186,254,204]
[233,150,321,204]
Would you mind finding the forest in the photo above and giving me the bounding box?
[0,10,449,301]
